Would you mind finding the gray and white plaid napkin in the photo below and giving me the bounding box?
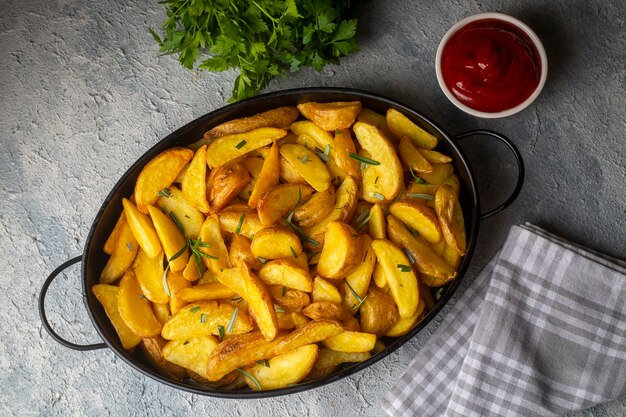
[382,223,626,417]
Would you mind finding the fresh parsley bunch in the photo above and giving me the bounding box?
[149,0,359,102]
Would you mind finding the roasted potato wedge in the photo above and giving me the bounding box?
[148,205,189,272]
[405,181,438,208]
[398,136,433,174]
[248,141,280,208]
[419,163,454,185]
[134,148,194,213]
[258,259,313,292]
[244,344,318,390]
[161,301,252,340]
[269,285,310,310]
[343,235,376,311]
[368,204,386,239]
[317,221,361,279]
[100,214,139,284]
[293,188,335,227]
[332,129,361,178]
[386,108,437,149]
[312,276,342,304]
[103,211,126,255]
[218,208,264,239]
[297,101,361,131]
[357,108,394,141]
[206,127,287,168]
[177,282,236,302]
[162,336,219,378]
[122,198,161,259]
[134,249,168,304]
[290,121,333,150]
[141,336,187,380]
[420,149,453,164]
[274,319,343,355]
[182,256,203,282]
[152,301,171,325]
[198,215,232,274]
[181,145,211,213]
[359,287,399,336]
[322,331,376,353]
[372,262,387,288]
[385,307,423,337]
[257,183,313,226]
[435,184,467,256]
[92,284,142,349]
[157,186,204,239]
[238,264,278,341]
[166,270,191,315]
[207,162,251,212]
[118,270,162,337]
[310,349,371,380]
[280,144,331,192]
[390,200,442,244]
[303,302,351,322]
[205,107,298,139]
[228,234,260,269]
[251,227,302,260]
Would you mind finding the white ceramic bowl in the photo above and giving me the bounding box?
[435,12,548,118]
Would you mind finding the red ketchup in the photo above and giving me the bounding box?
[441,19,541,112]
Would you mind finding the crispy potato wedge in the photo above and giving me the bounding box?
[206,127,287,168]
[419,163,454,185]
[148,205,189,272]
[218,208,263,239]
[435,184,467,256]
[291,312,310,328]
[248,141,281,209]
[161,301,252,340]
[368,204,386,239]
[257,183,313,226]
[205,332,282,381]
[216,267,247,296]
[198,268,219,284]
[398,136,433,173]
[420,149,453,164]
[357,108,394,142]
[134,148,194,213]
[258,259,313,292]
[303,302,351,322]
[158,186,204,239]
[390,200,442,244]
[182,256,203,282]
[317,221,361,279]
[228,234,260,269]
[239,264,278,341]
[100,215,139,284]
[122,198,161,259]
[244,344,318,390]
[353,122,404,203]
[297,101,361,131]
[162,336,219,378]
[134,249,168,304]
[243,156,265,179]
[332,129,361,178]
[442,243,462,269]
[291,251,310,271]
[166,270,191,315]
[322,331,376,353]
[207,162,251,212]
[312,276,342,304]
[118,270,162,337]
[274,319,343,355]
[290,121,334,151]
[276,311,296,330]
[268,285,310,310]
[279,156,307,184]
[103,211,126,255]
[92,284,142,349]
[293,188,335,227]
[441,173,461,196]
[181,145,211,213]
[141,336,186,380]
[205,107,298,139]
[178,282,236,302]
[251,227,302,260]
[152,301,171,325]
[386,108,437,149]
[387,214,456,285]
[385,307,423,337]
[371,239,419,318]
[199,215,232,274]
[359,287,399,336]
[372,262,387,288]
[343,235,376,311]
[310,348,371,379]
[280,144,331,192]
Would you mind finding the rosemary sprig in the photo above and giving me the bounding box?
[237,368,261,390]
[235,213,246,234]
[158,188,172,198]
[403,248,417,264]
[217,325,225,341]
[372,192,385,201]
[349,153,380,166]
[353,210,371,231]
[314,147,330,162]
[409,167,427,184]
[405,193,434,201]
[256,359,270,368]
[162,264,171,297]
[345,280,368,311]
[226,307,239,334]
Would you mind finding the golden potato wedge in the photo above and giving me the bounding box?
[218,208,263,239]
[398,136,433,173]
[372,340,386,354]
[244,344,318,390]
[181,145,211,213]
[251,227,302,260]
[205,331,283,381]
[291,312,310,328]
[353,122,404,203]
[182,256,203,282]
[274,319,343,355]
[134,148,194,213]
[322,331,376,353]
[312,276,342,304]
[238,264,278,341]
[166,270,191,315]
[257,183,314,226]
[228,234,260,269]
[216,266,247,297]
[92,284,142,350]
[359,287,399,336]
[372,262,387,288]
[368,204,386,239]
[332,129,361,178]
[406,181,439,208]
[276,311,296,330]
[100,215,139,284]
[317,221,361,279]
[390,200,442,244]
[148,205,189,272]
[420,149,453,164]
[198,268,218,284]
[442,243,462,269]
[103,211,126,255]
[204,107,298,139]
[371,239,420,318]
[162,336,219,378]
[242,156,265,178]
[122,198,161,259]
[268,285,310,310]
[293,188,335,227]
[303,302,351,322]
[385,308,422,337]
[386,108,437,149]
[161,301,252,340]
[310,348,371,379]
[343,235,376,311]
[387,214,456,285]
[357,108,394,142]
[207,162,251,213]
[435,184,467,256]
[248,141,280,209]
[297,101,361,131]
[140,336,186,380]
[280,144,331,192]
[198,215,232,274]
[290,121,333,150]
[118,270,162,337]
[419,163,454,185]
[178,282,236,302]
[157,186,205,239]
[134,249,168,304]
[441,173,461,196]
[152,301,171,325]
[291,251,309,271]
[258,259,313,292]
[279,156,308,184]
[206,127,287,168]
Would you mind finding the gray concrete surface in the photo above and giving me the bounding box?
[1,0,624,416]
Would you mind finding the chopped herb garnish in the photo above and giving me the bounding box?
[236,368,261,390]
[299,155,309,164]
[353,210,371,231]
[405,193,434,200]
[403,248,417,264]
[324,144,331,156]
[374,176,379,184]
[372,192,385,201]
[126,242,133,252]
[190,306,201,314]
[435,287,445,300]
[256,359,270,367]
[235,140,247,149]
[256,256,267,265]
[217,325,225,341]
[349,153,380,166]
[409,167,427,184]
[226,306,239,333]
[345,280,368,311]
[275,307,286,313]
[397,264,412,272]
[169,243,187,262]
[314,147,330,162]
[200,313,206,324]
[235,213,246,234]
[162,265,171,297]
[282,286,287,297]
[184,214,190,219]
[183,340,189,345]
[158,188,172,198]
[290,246,297,257]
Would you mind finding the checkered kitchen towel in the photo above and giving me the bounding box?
[382,223,626,417]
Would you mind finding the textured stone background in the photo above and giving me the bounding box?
[1,0,624,416]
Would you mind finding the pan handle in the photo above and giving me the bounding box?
[454,129,525,220]
[39,256,106,351]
